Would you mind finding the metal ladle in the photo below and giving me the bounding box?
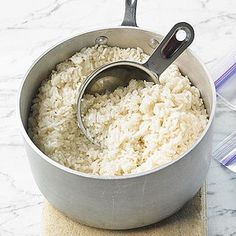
[77,22,194,143]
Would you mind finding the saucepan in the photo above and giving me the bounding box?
[17,0,216,229]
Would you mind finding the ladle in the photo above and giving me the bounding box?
[77,22,194,143]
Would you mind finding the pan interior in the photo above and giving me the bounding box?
[19,27,215,176]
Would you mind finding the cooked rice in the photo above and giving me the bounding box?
[28,45,208,176]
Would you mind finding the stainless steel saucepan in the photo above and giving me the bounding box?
[17,0,216,230]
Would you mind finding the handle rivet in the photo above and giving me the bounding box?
[149,38,159,49]
[95,36,108,45]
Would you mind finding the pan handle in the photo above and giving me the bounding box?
[121,0,138,27]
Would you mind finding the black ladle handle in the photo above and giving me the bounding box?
[121,0,138,27]
[143,22,195,76]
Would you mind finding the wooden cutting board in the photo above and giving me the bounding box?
[42,186,207,236]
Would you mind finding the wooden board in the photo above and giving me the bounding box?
[42,186,207,236]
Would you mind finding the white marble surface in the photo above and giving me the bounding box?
[0,0,236,235]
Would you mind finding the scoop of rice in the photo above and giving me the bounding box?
[28,45,208,176]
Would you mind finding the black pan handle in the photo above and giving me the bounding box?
[121,0,138,27]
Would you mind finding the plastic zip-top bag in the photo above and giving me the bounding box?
[212,52,236,111]
[213,132,236,173]
[211,50,236,173]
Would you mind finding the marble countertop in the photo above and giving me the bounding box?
[0,0,236,235]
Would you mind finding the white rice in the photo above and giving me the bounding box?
[28,45,208,176]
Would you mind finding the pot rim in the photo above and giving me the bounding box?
[17,25,216,180]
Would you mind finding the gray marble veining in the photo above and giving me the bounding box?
[0,0,236,235]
